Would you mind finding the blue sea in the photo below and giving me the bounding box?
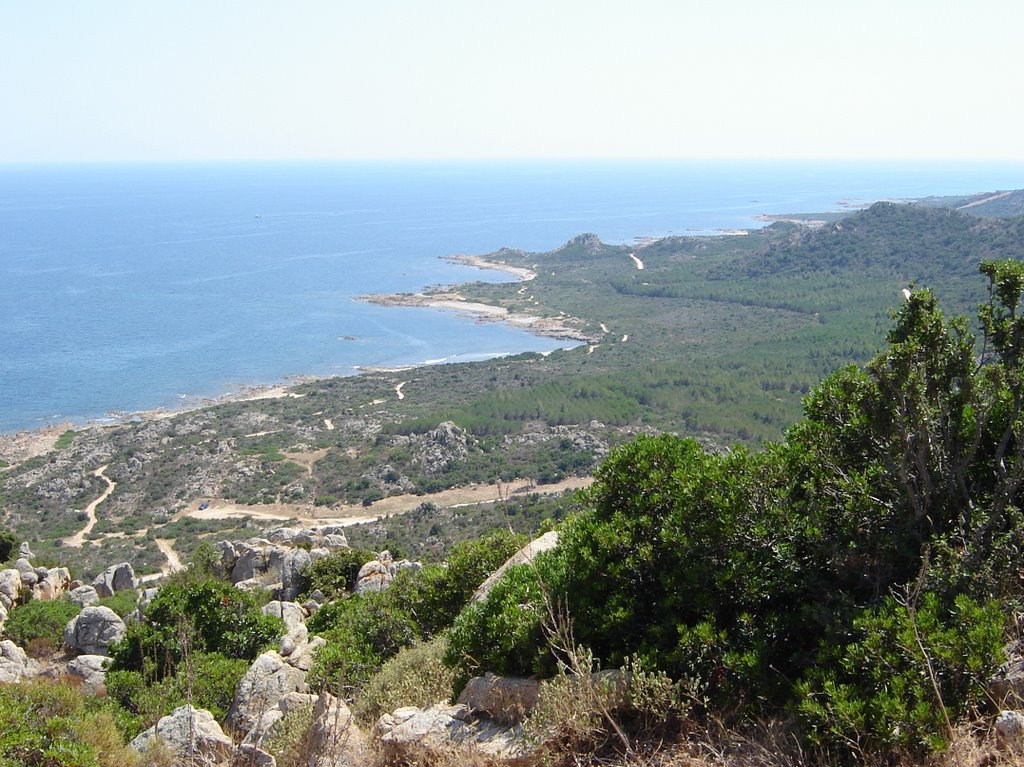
[2,160,1023,434]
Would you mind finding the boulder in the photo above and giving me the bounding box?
[996,710,1024,748]
[92,562,138,598]
[307,691,368,767]
[991,644,1024,707]
[69,584,100,608]
[262,600,307,632]
[280,549,312,601]
[280,623,309,659]
[231,541,272,583]
[242,691,318,748]
[67,654,109,694]
[228,651,309,735]
[287,635,325,673]
[237,744,277,766]
[457,673,541,725]
[0,569,21,609]
[472,531,559,604]
[63,605,126,655]
[355,551,421,595]
[376,703,529,764]
[32,567,71,601]
[18,542,34,559]
[128,705,235,763]
[0,639,38,683]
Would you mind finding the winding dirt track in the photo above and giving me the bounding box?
[63,465,116,548]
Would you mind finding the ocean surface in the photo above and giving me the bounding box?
[2,160,1024,434]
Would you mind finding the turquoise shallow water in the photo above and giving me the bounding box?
[2,160,1023,433]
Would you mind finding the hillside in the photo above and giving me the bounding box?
[2,197,1024,578]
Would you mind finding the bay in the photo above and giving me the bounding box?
[1,160,1022,433]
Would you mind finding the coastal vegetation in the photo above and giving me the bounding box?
[4,196,1024,578]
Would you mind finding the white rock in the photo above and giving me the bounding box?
[227,651,309,735]
[128,705,235,762]
[63,605,126,655]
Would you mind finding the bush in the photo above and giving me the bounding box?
[796,593,1005,755]
[0,529,17,563]
[105,651,246,729]
[354,637,455,724]
[107,578,282,678]
[97,590,139,619]
[298,547,376,599]
[306,592,419,696]
[3,598,80,651]
[0,679,141,767]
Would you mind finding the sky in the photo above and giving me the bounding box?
[2,0,1022,163]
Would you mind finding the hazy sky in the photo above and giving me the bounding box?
[2,1,1021,163]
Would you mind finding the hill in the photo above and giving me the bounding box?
[2,196,1024,577]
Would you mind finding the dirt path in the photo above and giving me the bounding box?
[395,381,409,400]
[958,191,1013,210]
[629,252,645,270]
[176,475,594,528]
[64,465,116,548]
[155,539,183,573]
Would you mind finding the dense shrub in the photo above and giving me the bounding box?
[106,651,248,725]
[0,679,141,767]
[354,637,455,724]
[445,264,1024,756]
[796,593,1005,753]
[297,546,376,599]
[107,578,282,678]
[3,598,81,651]
[0,529,17,563]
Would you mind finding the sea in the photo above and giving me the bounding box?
[2,160,1024,434]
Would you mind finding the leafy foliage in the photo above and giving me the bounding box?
[447,261,1024,757]
[107,578,282,679]
[3,599,80,650]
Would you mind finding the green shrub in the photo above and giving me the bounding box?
[108,578,282,678]
[0,529,17,563]
[298,547,376,599]
[444,562,550,692]
[263,704,315,767]
[306,592,419,696]
[3,598,80,650]
[97,590,139,619]
[354,637,455,724]
[0,679,141,767]
[796,593,1004,755]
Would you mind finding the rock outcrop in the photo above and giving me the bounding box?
[355,551,421,594]
[227,651,309,735]
[376,704,530,764]
[0,639,39,683]
[92,562,138,598]
[63,605,126,656]
[306,691,368,767]
[67,654,109,694]
[458,673,541,725]
[472,531,559,603]
[128,705,235,763]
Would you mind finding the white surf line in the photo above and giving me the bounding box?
[64,465,116,547]
[629,252,644,270]
[323,418,335,431]
[395,381,409,400]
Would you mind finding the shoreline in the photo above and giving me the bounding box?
[0,251,583,463]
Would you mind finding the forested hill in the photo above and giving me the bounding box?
[4,193,1024,577]
[748,202,1024,280]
